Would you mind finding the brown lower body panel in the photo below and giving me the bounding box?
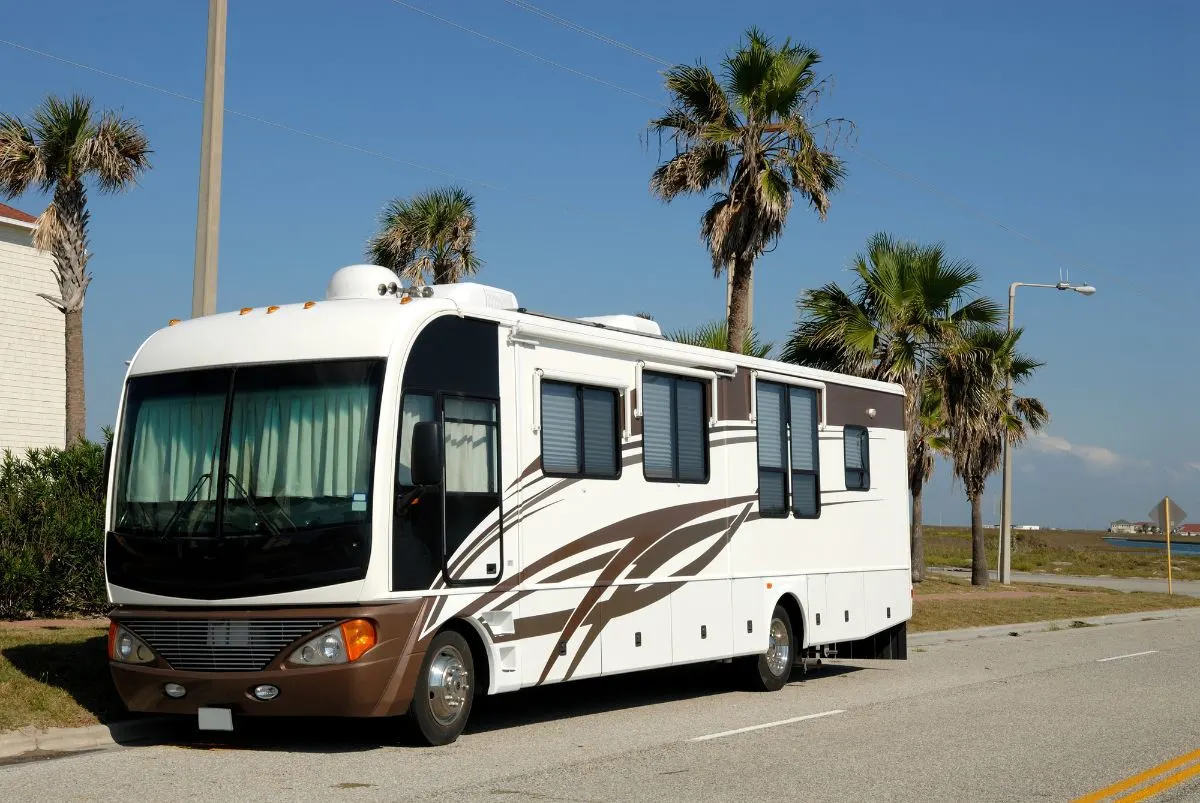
[108,600,429,719]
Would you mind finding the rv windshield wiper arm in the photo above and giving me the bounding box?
[224,474,281,537]
[159,472,212,538]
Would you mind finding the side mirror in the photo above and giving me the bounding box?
[102,439,114,494]
[410,421,442,487]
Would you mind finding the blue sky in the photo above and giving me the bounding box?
[2,0,1197,529]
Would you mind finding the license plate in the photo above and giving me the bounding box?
[198,707,233,731]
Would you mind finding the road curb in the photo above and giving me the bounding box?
[0,717,177,760]
[910,606,1200,647]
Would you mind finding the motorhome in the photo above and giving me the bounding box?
[103,264,911,746]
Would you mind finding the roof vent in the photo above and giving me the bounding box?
[427,282,519,310]
[325,264,402,300]
[578,314,663,337]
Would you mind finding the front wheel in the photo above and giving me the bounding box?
[408,629,474,746]
[740,604,795,691]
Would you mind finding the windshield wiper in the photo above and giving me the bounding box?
[159,473,212,538]
[224,474,282,537]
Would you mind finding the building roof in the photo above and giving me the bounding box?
[1112,519,1132,525]
[0,202,36,224]
[1178,523,1200,534]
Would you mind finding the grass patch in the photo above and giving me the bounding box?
[923,526,1200,581]
[0,626,124,732]
[910,573,1200,632]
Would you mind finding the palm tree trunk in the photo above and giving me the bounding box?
[64,307,86,443]
[726,256,753,354]
[970,492,988,587]
[910,483,926,583]
[44,179,91,445]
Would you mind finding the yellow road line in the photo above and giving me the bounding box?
[1114,759,1200,802]
[1073,748,1200,802]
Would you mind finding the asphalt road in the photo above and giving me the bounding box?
[6,610,1200,802]
[935,566,1200,597]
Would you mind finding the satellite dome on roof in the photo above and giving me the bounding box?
[325,264,401,300]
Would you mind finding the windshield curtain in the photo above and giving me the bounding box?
[108,359,384,599]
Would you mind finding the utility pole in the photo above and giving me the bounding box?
[191,0,227,318]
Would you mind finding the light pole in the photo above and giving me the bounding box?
[998,280,1095,583]
[192,0,227,318]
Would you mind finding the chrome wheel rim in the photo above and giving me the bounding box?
[766,617,791,677]
[427,645,470,726]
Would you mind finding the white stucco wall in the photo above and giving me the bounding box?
[0,222,66,454]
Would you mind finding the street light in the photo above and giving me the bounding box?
[998,280,1095,584]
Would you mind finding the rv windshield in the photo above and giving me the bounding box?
[106,359,384,599]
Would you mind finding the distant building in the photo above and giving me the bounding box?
[1014,525,1041,531]
[0,202,65,455]
[1109,519,1136,534]
[1178,524,1200,538]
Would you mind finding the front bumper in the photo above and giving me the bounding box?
[108,601,428,719]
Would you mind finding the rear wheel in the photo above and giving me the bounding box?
[408,629,474,746]
[740,604,795,691]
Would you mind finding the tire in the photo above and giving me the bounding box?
[740,604,795,692]
[408,629,475,746]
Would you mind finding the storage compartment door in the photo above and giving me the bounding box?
[601,585,673,675]
[671,579,733,665]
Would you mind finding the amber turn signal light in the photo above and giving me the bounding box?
[339,619,377,662]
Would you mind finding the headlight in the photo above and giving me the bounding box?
[108,622,155,664]
[288,619,376,666]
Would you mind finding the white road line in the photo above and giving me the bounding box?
[689,709,846,742]
[1096,650,1159,663]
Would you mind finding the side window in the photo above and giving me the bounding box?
[397,393,435,486]
[752,381,822,519]
[844,425,870,490]
[755,381,788,517]
[541,380,619,478]
[642,372,708,483]
[443,397,499,494]
[789,387,820,518]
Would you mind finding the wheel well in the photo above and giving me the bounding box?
[440,618,491,697]
[776,593,805,647]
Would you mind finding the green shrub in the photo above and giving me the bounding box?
[0,437,109,619]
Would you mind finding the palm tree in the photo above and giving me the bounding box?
[0,95,151,443]
[936,326,1048,586]
[781,232,1000,581]
[367,186,480,285]
[666,319,772,358]
[649,27,847,355]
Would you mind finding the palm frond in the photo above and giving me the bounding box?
[30,94,95,187]
[0,113,43,197]
[650,142,730,200]
[84,112,152,193]
[666,318,772,358]
[367,185,480,284]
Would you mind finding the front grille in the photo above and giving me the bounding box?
[121,618,337,672]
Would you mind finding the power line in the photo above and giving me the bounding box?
[386,0,663,104]
[487,0,1113,281]
[0,37,586,210]
[499,0,673,67]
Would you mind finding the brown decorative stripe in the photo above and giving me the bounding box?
[628,389,643,436]
[670,503,752,578]
[507,455,543,491]
[534,495,755,684]
[372,597,433,716]
[495,608,572,643]
[627,516,732,580]
[717,371,752,421]
[826,383,904,430]
[542,549,621,584]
